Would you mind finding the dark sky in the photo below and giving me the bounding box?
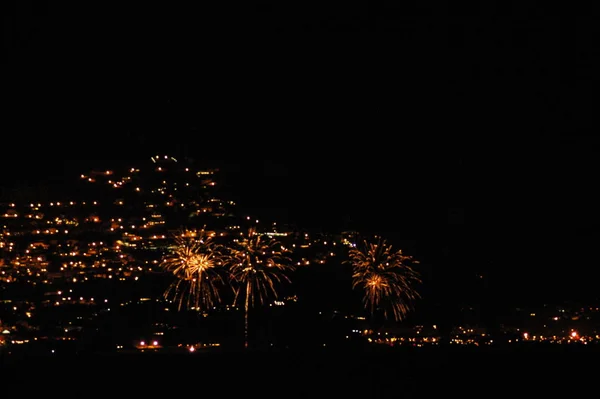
[3,4,598,302]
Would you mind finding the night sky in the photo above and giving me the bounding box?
[3,4,598,303]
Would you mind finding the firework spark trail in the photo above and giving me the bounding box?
[348,237,421,322]
[228,227,294,348]
[161,229,226,311]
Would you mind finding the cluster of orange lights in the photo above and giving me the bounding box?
[136,340,160,349]
[520,330,596,344]
[523,330,579,339]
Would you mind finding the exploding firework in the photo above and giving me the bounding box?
[161,228,227,311]
[228,227,294,348]
[347,237,421,322]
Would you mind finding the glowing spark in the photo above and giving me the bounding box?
[160,228,226,311]
[346,237,421,322]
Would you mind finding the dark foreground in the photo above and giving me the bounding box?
[1,345,595,397]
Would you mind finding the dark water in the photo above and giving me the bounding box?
[2,346,596,397]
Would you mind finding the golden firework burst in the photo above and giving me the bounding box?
[161,228,226,311]
[347,237,421,322]
[228,227,294,347]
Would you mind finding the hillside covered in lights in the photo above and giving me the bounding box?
[1,156,600,356]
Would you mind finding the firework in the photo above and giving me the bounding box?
[161,228,227,311]
[347,237,421,322]
[228,227,294,348]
